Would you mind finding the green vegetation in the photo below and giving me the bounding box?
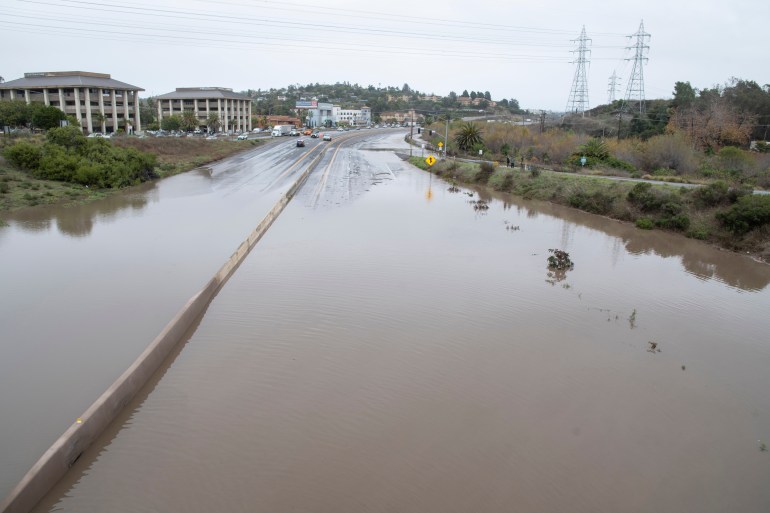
[0,128,259,212]
[3,126,157,188]
[0,164,106,211]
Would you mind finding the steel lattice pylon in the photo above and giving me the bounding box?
[566,25,591,115]
[624,20,651,115]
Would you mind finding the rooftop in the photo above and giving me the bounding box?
[155,87,250,100]
[0,71,143,91]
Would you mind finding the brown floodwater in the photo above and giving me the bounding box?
[28,138,770,513]
[0,136,334,498]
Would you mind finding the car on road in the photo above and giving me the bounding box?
[296,139,305,147]
[205,135,217,140]
[310,131,319,138]
[302,129,312,136]
[289,129,300,136]
[237,133,248,140]
[323,133,332,141]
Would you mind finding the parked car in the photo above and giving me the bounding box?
[323,133,332,141]
[296,139,305,147]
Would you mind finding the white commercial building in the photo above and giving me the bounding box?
[333,106,371,126]
[295,101,334,128]
[155,87,252,133]
[0,71,143,133]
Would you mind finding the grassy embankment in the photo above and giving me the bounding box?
[410,157,770,261]
[0,136,259,217]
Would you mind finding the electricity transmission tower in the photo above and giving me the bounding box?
[607,71,620,104]
[624,20,651,115]
[566,25,591,115]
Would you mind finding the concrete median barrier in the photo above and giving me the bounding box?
[0,152,322,513]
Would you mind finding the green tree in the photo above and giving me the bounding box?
[484,91,491,100]
[470,91,478,100]
[91,111,106,133]
[672,81,696,109]
[461,90,469,97]
[140,98,156,126]
[454,122,484,152]
[160,115,181,131]
[32,105,67,130]
[207,113,221,132]
[180,111,198,131]
[0,100,30,127]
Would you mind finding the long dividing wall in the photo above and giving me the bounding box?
[0,153,322,513]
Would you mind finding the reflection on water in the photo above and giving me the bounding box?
[2,182,157,237]
[477,187,770,292]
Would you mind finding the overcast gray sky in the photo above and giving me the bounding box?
[1,0,768,111]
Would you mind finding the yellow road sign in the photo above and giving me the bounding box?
[438,142,444,147]
[425,155,436,166]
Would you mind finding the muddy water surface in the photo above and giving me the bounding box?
[33,144,770,513]
[0,139,322,498]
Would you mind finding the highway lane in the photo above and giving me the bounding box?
[0,133,359,500]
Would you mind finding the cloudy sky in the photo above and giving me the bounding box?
[1,0,767,111]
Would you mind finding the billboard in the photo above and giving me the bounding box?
[295,100,318,109]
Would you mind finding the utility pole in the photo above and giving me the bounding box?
[409,114,413,157]
[624,20,651,115]
[566,25,591,116]
[444,114,449,158]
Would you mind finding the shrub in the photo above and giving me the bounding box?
[547,249,574,270]
[716,195,770,234]
[46,125,87,150]
[627,182,662,211]
[692,181,730,208]
[656,214,690,231]
[635,217,654,229]
[687,228,709,240]
[475,161,495,184]
[568,190,615,215]
[3,142,42,170]
[0,182,9,194]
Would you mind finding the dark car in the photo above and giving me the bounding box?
[296,139,305,147]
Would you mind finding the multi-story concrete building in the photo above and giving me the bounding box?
[295,101,334,128]
[0,71,143,133]
[379,109,422,124]
[155,87,252,133]
[333,106,371,126]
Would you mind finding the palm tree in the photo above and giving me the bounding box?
[454,122,484,152]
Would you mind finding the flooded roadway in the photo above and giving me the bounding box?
[0,131,382,499]
[18,131,770,513]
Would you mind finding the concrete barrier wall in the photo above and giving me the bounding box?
[0,154,320,513]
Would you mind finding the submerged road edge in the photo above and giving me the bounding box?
[0,151,324,513]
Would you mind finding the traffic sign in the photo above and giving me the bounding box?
[438,142,444,147]
[425,155,436,166]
